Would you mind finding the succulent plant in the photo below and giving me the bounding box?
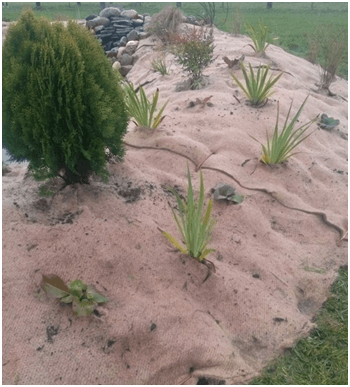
[211,183,244,204]
[318,114,340,131]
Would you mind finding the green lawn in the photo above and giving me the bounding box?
[250,267,348,385]
[2,2,348,78]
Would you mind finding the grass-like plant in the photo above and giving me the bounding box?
[245,22,275,54]
[232,62,283,106]
[42,275,108,317]
[250,96,318,164]
[122,83,168,129]
[151,56,170,75]
[161,166,216,262]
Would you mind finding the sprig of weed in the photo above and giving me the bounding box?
[232,63,282,106]
[250,95,318,164]
[122,83,168,129]
[151,56,170,75]
[162,165,216,261]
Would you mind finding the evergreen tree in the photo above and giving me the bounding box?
[2,9,129,185]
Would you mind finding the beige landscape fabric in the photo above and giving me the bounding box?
[2,24,348,385]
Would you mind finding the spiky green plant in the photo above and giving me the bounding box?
[151,56,170,75]
[232,62,283,106]
[250,96,318,164]
[122,83,168,129]
[162,166,216,261]
[245,22,276,54]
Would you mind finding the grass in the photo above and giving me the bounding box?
[250,266,348,385]
[3,3,347,79]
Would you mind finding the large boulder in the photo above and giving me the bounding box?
[86,17,110,29]
[120,65,133,76]
[85,14,98,21]
[100,7,121,18]
[121,9,138,19]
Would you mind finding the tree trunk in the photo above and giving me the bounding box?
[100,2,106,10]
[267,2,273,8]
[36,2,41,10]
[176,2,182,7]
[77,2,81,7]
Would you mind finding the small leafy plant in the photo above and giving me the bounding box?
[170,27,215,89]
[122,83,168,129]
[245,22,276,54]
[42,275,108,317]
[318,114,340,131]
[250,96,318,165]
[151,56,170,75]
[161,166,216,262]
[232,63,282,106]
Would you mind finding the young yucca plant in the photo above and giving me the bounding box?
[122,83,168,129]
[250,96,318,164]
[161,166,216,262]
[245,22,276,54]
[151,56,170,75]
[232,62,282,106]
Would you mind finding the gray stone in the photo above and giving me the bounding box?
[144,15,152,23]
[93,25,105,33]
[117,47,126,59]
[120,65,133,76]
[112,61,121,71]
[139,31,150,40]
[119,53,133,66]
[132,19,144,27]
[127,29,139,41]
[121,9,138,19]
[86,17,110,29]
[99,7,121,18]
[119,36,127,46]
[85,14,98,21]
[106,50,119,58]
[112,19,133,27]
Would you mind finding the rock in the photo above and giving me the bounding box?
[119,53,133,66]
[106,50,118,58]
[132,19,144,27]
[120,65,133,76]
[127,29,139,41]
[93,25,105,33]
[121,9,138,19]
[99,7,121,18]
[112,61,121,71]
[131,53,139,64]
[86,14,98,21]
[124,40,138,55]
[117,46,126,59]
[86,17,110,29]
[139,31,150,40]
[144,15,152,23]
[119,36,127,46]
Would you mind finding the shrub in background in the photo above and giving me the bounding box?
[171,26,215,89]
[2,9,128,186]
[231,5,244,35]
[307,23,347,90]
[146,5,184,45]
[232,63,283,106]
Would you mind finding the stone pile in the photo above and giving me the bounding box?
[86,7,151,76]
[85,7,208,76]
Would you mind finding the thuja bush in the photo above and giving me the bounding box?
[170,27,215,89]
[2,9,128,186]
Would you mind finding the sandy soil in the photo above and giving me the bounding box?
[2,23,348,384]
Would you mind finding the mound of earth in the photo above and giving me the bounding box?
[2,23,347,384]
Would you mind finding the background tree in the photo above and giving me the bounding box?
[2,9,129,186]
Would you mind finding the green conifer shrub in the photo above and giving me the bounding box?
[2,9,128,185]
